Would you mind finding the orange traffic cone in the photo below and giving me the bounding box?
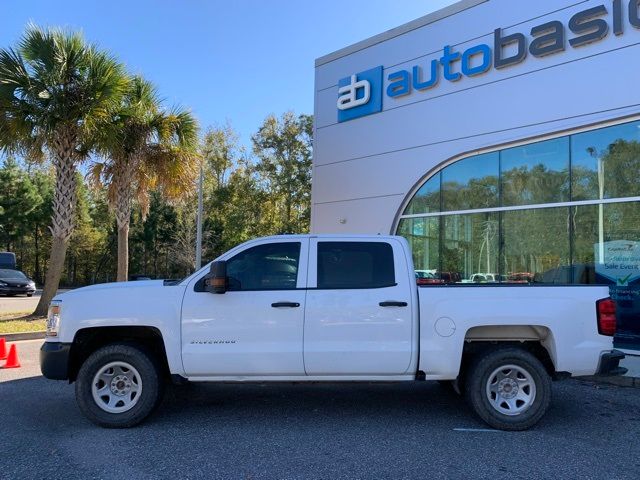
[2,344,20,369]
[0,337,6,360]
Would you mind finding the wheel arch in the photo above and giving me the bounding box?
[459,325,559,383]
[68,326,170,382]
[464,325,558,371]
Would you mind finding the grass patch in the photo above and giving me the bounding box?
[0,313,46,334]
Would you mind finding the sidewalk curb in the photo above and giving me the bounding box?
[0,331,46,341]
[577,375,640,388]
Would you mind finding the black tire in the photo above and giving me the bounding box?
[465,347,551,431]
[75,343,164,428]
[26,293,33,297]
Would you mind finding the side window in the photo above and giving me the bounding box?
[226,242,301,291]
[317,242,395,289]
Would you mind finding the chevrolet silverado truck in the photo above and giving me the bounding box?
[40,235,626,430]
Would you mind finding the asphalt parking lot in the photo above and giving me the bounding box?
[0,289,71,315]
[0,291,40,314]
[1,340,639,479]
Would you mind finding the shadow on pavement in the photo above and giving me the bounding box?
[1,376,640,478]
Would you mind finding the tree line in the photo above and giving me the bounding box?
[0,25,312,315]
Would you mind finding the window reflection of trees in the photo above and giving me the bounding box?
[399,120,640,285]
[502,208,570,281]
[573,138,640,201]
[403,175,440,215]
[442,153,499,211]
[502,165,570,206]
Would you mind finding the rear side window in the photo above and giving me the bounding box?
[317,242,395,289]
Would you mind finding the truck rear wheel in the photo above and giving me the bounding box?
[465,347,551,431]
[75,344,164,428]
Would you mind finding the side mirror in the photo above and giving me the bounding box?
[205,261,227,294]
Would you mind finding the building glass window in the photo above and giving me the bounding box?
[397,119,640,286]
[572,202,640,285]
[501,137,570,206]
[502,207,570,283]
[442,152,499,211]
[571,121,640,201]
[397,217,439,272]
[403,173,440,215]
[443,212,499,283]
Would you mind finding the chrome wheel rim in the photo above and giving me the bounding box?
[485,364,536,416]
[91,361,142,414]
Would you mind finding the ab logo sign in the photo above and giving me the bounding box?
[337,66,383,123]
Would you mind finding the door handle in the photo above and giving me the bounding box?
[271,302,300,308]
[379,301,408,307]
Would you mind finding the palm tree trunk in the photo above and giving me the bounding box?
[117,223,129,281]
[35,236,68,314]
[34,225,41,285]
[114,160,134,282]
[34,140,77,317]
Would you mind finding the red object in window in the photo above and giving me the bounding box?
[596,298,617,336]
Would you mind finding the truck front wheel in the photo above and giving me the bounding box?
[465,347,551,431]
[75,344,164,428]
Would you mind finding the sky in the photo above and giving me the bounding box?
[0,0,456,150]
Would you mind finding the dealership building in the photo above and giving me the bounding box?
[311,0,640,287]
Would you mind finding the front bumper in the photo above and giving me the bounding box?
[595,350,627,376]
[0,285,35,295]
[40,342,72,380]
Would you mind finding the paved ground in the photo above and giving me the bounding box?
[0,290,40,314]
[0,289,71,315]
[1,340,639,480]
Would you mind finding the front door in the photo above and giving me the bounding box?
[303,239,414,376]
[182,239,308,377]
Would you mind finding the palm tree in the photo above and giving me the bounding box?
[92,76,199,281]
[0,25,127,315]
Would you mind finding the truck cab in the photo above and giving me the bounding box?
[182,236,417,379]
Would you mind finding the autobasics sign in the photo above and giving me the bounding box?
[337,0,640,122]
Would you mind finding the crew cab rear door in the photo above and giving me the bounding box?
[303,238,414,376]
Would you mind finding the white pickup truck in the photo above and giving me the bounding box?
[41,235,626,430]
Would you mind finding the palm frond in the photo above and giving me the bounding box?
[0,23,131,166]
[81,49,129,133]
[159,106,199,150]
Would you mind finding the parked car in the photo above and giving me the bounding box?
[507,272,535,284]
[41,235,625,430]
[415,270,445,285]
[437,271,462,283]
[472,273,511,283]
[470,273,488,283]
[0,269,36,297]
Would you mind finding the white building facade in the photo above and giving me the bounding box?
[312,0,640,286]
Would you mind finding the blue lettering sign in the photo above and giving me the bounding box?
[336,2,633,121]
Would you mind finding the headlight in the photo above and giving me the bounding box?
[46,303,61,337]
[0,281,7,286]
